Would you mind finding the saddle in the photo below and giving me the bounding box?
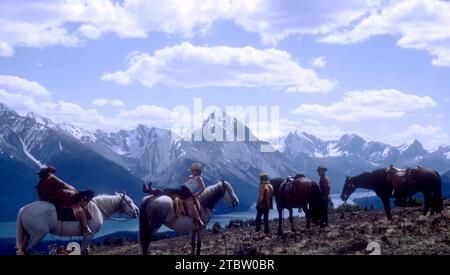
[279,177,295,205]
[172,195,201,219]
[55,205,92,221]
[386,166,413,196]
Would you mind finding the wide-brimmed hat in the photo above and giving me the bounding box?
[259,171,269,180]
[36,166,56,176]
[189,163,202,171]
[317,166,328,172]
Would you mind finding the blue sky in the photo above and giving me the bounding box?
[0,0,449,150]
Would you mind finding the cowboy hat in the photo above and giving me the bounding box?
[259,171,269,180]
[317,166,328,172]
[36,166,56,175]
[188,163,202,171]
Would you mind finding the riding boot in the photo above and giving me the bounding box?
[74,207,92,236]
[189,199,204,230]
[143,182,164,196]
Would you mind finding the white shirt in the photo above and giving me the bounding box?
[183,175,201,193]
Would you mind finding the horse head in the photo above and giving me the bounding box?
[116,191,139,218]
[341,176,356,201]
[221,180,239,208]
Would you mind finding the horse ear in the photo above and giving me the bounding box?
[122,190,126,196]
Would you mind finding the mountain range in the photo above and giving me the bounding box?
[1,102,449,221]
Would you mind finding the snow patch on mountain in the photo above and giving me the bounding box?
[19,137,44,168]
[398,141,414,153]
[57,123,97,143]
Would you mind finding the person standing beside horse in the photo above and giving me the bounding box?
[317,166,330,228]
[143,163,206,230]
[35,166,94,236]
[255,172,273,234]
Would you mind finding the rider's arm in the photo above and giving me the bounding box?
[195,176,206,195]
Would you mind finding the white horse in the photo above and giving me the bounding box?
[16,192,139,255]
[139,180,239,255]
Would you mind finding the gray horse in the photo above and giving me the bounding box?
[139,180,239,255]
[16,192,139,255]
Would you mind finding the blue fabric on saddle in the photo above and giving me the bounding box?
[55,206,92,221]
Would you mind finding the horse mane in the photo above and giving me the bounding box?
[270,178,284,193]
[351,169,388,188]
[200,181,225,210]
[91,194,120,214]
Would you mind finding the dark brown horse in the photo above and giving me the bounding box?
[341,167,442,220]
[270,175,321,235]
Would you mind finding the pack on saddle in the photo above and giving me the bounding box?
[386,165,414,199]
[36,167,94,236]
[279,174,305,207]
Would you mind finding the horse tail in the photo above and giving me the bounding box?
[139,197,151,255]
[15,208,27,255]
[433,171,443,213]
[310,183,322,223]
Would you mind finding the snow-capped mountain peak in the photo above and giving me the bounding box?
[397,140,427,157]
[26,112,56,128]
[57,122,97,143]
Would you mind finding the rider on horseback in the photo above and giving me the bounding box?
[35,166,94,236]
[143,163,206,230]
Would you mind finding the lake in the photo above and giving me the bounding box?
[0,192,374,240]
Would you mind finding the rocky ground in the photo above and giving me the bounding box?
[91,200,450,255]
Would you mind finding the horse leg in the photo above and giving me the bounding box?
[191,231,198,255]
[423,192,432,216]
[25,232,47,254]
[277,208,283,235]
[196,230,203,255]
[80,235,94,255]
[288,208,295,232]
[381,196,392,221]
[303,205,310,230]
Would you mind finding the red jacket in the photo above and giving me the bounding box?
[36,176,76,207]
[319,176,330,198]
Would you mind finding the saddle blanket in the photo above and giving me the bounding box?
[55,206,92,221]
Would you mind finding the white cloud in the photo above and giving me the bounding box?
[312,56,327,68]
[0,75,176,131]
[92,98,125,107]
[102,42,336,93]
[232,0,373,45]
[0,75,49,96]
[0,0,374,55]
[320,0,450,67]
[3,0,449,67]
[292,89,437,121]
[387,124,449,150]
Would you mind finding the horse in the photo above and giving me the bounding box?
[341,167,442,220]
[139,180,239,255]
[16,192,139,255]
[270,176,321,235]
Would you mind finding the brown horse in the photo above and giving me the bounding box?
[270,175,321,235]
[341,167,442,220]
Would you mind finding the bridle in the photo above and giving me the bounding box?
[215,180,236,211]
[342,177,355,201]
[93,193,136,222]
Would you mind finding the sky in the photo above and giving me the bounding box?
[0,0,449,150]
